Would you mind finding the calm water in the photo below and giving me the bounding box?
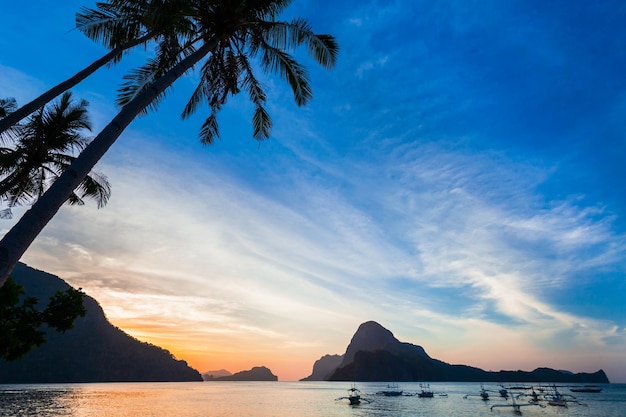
[0,381,624,417]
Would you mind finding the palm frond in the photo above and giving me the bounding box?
[251,0,294,20]
[117,58,167,112]
[239,55,267,106]
[237,54,271,140]
[76,2,146,52]
[4,171,38,207]
[29,92,91,155]
[76,5,127,45]
[65,191,85,206]
[307,33,339,69]
[181,65,211,119]
[77,170,111,208]
[0,169,32,200]
[260,19,338,69]
[0,149,24,176]
[181,43,240,120]
[223,49,242,97]
[261,46,312,106]
[180,46,224,119]
[199,112,220,145]
[117,31,195,112]
[251,105,272,141]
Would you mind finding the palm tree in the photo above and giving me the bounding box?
[0,92,111,219]
[0,0,194,135]
[0,0,337,286]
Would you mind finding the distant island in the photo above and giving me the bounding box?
[202,369,233,380]
[300,354,343,381]
[203,366,277,381]
[301,321,609,383]
[0,263,202,383]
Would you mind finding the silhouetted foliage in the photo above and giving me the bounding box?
[0,276,86,361]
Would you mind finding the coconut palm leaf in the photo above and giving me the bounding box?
[199,113,221,146]
[263,46,312,105]
[76,2,147,58]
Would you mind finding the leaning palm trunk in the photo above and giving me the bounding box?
[0,38,217,286]
[0,33,153,135]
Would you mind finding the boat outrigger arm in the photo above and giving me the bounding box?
[490,394,545,416]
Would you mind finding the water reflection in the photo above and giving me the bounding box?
[0,386,76,416]
[0,382,623,417]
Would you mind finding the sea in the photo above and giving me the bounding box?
[0,381,624,417]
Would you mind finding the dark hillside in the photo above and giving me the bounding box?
[0,263,202,383]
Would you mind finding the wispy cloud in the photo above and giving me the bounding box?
[15,118,626,380]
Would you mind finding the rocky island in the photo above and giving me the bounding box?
[204,366,278,381]
[302,321,609,383]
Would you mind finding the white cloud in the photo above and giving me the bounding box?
[0,65,46,103]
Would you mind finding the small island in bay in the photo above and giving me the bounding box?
[201,369,233,380]
[203,366,278,381]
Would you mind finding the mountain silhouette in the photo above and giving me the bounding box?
[208,366,277,381]
[202,369,233,380]
[0,263,202,383]
[341,321,429,365]
[303,321,609,383]
[300,354,343,381]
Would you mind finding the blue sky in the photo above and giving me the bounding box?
[2,0,626,382]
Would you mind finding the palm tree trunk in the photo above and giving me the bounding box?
[0,38,217,287]
[0,32,154,134]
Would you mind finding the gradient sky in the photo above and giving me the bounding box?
[2,0,626,382]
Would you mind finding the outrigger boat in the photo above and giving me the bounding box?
[417,384,434,398]
[481,387,490,401]
[335,384,370,405]
[544,385,586,407]
[377,383,403,396]
[522,387,540,403]
[490,393,544,416]
[463,384,490,401]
